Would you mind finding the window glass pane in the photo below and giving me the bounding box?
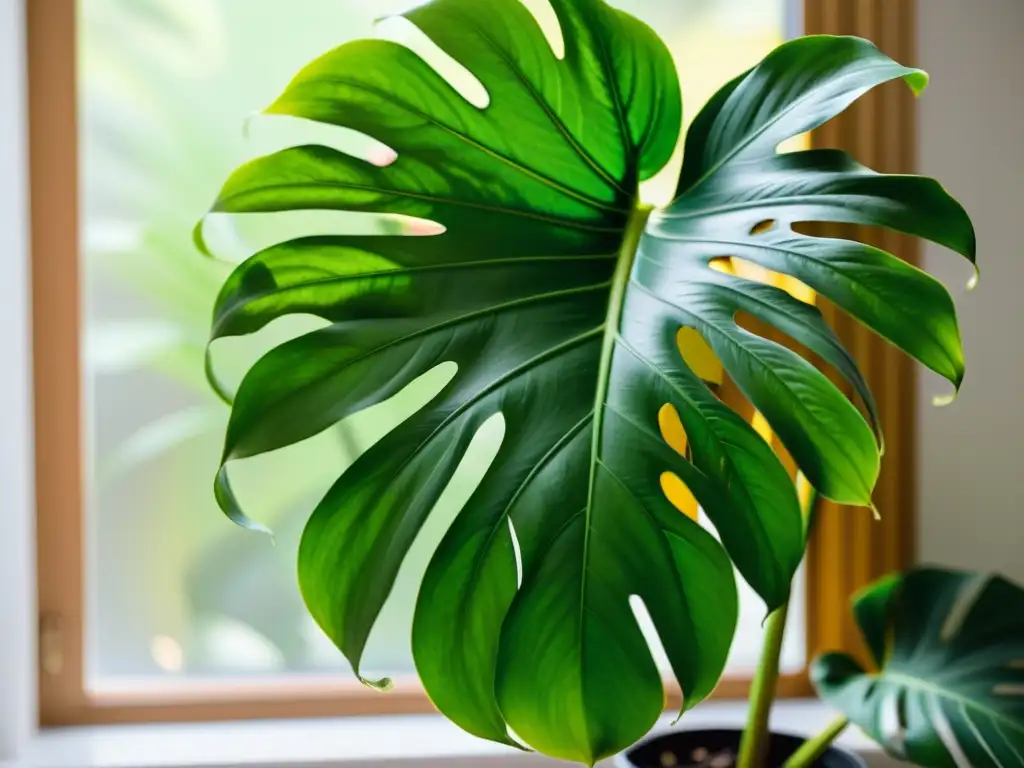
[80,0,798,686]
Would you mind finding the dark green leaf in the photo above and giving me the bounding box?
[814,568,1024,768]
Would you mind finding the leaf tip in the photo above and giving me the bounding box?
[367,144,399,168]
[238,512,276,540]
[966,265,980,291]
[359,674,394,692]
[400,216,447,236]
[869,501,881,521]
[236,515,275,540]
[214,465,274,539]
[905,68,930,97]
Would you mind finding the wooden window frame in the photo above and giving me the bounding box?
[30,0,918,727]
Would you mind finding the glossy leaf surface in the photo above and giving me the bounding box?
[199,5,975,762]
[814,568,1024,768]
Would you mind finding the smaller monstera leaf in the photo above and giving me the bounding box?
[814,568,1024,768]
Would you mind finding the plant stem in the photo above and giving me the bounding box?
[737,601,790,768]
[782,716,850,768]
[737,476,818,768]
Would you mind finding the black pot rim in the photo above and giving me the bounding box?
[613,726,866,768]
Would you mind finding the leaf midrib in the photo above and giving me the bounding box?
[574,204,651,747]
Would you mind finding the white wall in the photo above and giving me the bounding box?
[917,0,1024,581]
[0,0,35,762]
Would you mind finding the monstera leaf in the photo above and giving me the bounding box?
[814,568,1024,768]
[198,0,975,762]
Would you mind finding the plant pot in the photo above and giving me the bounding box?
[615,728,865,768]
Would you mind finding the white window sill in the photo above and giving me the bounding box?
[9,700,898,768]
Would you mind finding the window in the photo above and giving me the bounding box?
[32,0,918,726]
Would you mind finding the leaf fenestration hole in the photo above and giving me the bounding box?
[708,256,734,275]
[749,411,774,445]
[375,16,490,109]
[243,113,397,168]
[791,220,892,247]
[214,360,461,547]
[726,256,816,305]
[361,405,503,674]
[657,405,699,519]
[749,219,776,235]
[796,473,815,513]
[517,0,565,60]
[628,595,672,673]
[676,327,724,386]
[657,403,688,458]
[431,412,506,518]
[507,517,523,589]
[660,472,698,522]
[879,687,908,758]
[926,695,972,768]
[351,360,461,456]
[776,131,812,155]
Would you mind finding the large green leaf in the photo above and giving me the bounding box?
[198,5,975,763]
[814,568,1024,768]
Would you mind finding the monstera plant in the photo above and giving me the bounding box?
[194,0,1004,765]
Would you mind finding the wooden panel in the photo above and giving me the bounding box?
[29,0,88,728]
[803,0,919,665]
